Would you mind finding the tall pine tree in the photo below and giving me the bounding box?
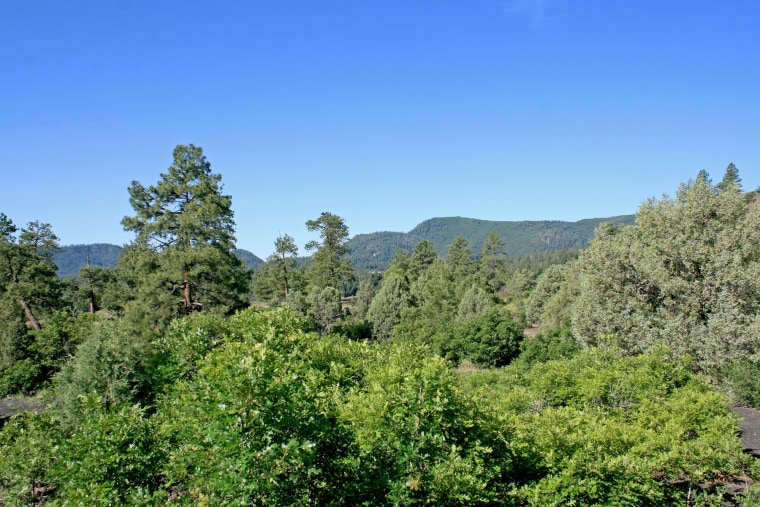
[120,144,249,330]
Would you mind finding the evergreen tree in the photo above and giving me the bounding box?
[456,285,493,321]
[573,169,760,374]
[350,279,376,321]
[305,286,343,334]
[270,234,298,300]
[479,231,506,293]
[384,250,411,281]
[446,236,475,279]
[367,275,411,341]
[717,163,742,192]
[0,214,65,394]
[120,144,249,329]
[409,240,437,281]
[305,212,354,291]
[525,264,567,326]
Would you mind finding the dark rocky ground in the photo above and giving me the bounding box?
[0,395,48,427]
[733,406,760,458]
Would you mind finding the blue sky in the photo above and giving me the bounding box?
[2,1,758,258]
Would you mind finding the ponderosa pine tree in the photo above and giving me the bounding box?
[447,236,475,279]
[271,234,298,300]
[120,145,248,330]
[717,163,741,192]
[305,212,354,291]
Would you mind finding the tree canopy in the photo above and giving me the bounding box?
[120,144,249,328]
[572,167,760,373]
[305,212,354,290]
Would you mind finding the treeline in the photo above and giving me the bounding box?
[1,146,760,504]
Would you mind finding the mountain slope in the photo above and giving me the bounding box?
[346,215,636,271]
[55,215,636,276]
[55,245,265,278]
[54,244,122,279]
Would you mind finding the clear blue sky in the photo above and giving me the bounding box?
[2,1,758,258]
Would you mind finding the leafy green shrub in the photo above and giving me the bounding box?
[153,311,230,384]
[54,319,155,427]
[433,309,522,368]
[719,358,760,407]
[0,358,43,396]
[156,315,364,505]
[515,325,580,366]
[0,311,97,397]
[48,397,166,504]
[464,347,751,505]
[338,342,513,506]
[2,308,756,506]
[227,305,315,341]
[0,412,61,507]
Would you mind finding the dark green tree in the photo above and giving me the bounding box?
[446,236,475,279]
[717,163,742,192]
[349,278,376,321]
[72,259,123,315]
[271,234,298,300]
[433,309,522,368]
[384,250,411,281]
[409,240,437,281]
[479,231,506,293]
[305,286,343,334]
[305,212,354,291]
[456,285,493,321]
[525,264,567,327]
[394,259,458,343]
[120,144,249,329]
[0,215,66,394]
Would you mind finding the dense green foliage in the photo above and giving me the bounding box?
[572,171,760,375]
[0,215,72,395]
[1,308,756,505]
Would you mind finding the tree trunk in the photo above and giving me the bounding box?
[183,265,191,312]
[18,297,41,330]
[283,259,290,299]
[87,252,98,314]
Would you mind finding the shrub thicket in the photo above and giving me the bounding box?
[0,309,755,506]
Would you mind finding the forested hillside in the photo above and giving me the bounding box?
[56,215,634,275]
[346,215,635,271]
[2,149,759,505]
[54,243,122,278]
[55,244,265,277]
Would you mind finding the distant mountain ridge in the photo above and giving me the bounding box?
[55,214,636,276]
[55,245,265,278]
[345,215,636,271]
